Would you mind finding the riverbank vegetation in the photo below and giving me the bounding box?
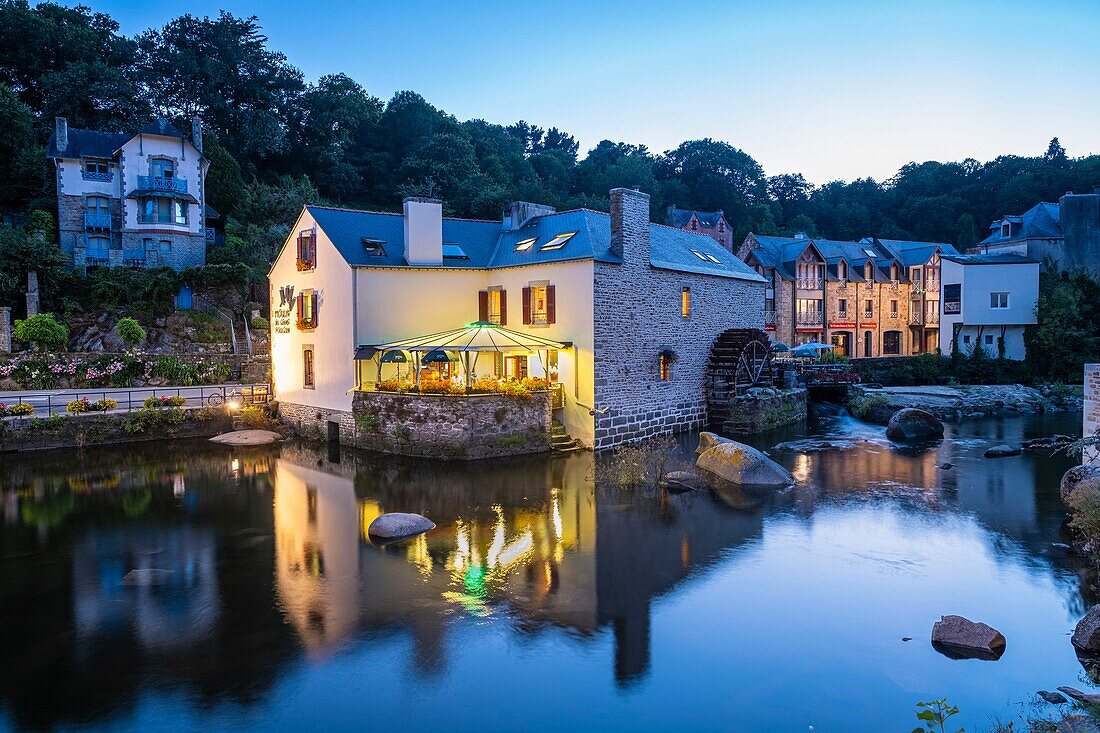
[0,353,232,389]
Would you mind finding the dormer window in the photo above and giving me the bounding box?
[890,263,898,280]
[838,261,848,280]
[82,158,111,182]
[864,262,873,280]
[1001,222,1011,237]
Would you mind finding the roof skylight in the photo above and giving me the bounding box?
[514,237,536,252]
[689,249,709,262]
[442,243,469,260]
[703,252,721,263]
[362,238,386,256]
[862,248,877,258]
[539,231,576,251]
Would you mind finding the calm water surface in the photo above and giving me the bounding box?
[0,409,1089,732]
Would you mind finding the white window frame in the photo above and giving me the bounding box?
[990,292,1009,309]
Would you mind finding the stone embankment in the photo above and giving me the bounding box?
[850,383,1082,424]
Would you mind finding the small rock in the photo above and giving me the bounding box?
[1058,687,1100,706]
[1053,542,1072,550]
[984,444,1022,458]
[368,512,435,544]
[1073,606,1100,653]
[886,408,945,442]
[1038,690,1068,705]
[935,463,954,470]
[902,637,912,642]
[661,471,704,493]
[931,614,1006,660]
[695,431,733,455]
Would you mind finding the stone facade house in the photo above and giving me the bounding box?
[47,117,216,272]
[980,191,1100,278]
[737,233,957,357]
[666,206,734,251]
[268,188,765,451]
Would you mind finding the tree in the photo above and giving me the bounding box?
[0,219,73,314]
[115,317,147,349]
[1044,137,1067,163]
[1026,272,1100,382]
[14,313,68,351]
[201,129,246,217]
[954,213,977,251]
[0,85,41,211]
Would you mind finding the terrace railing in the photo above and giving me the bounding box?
[84,212,111,230]
[0,383,270,418]
[137,175,188,194]
[796,311,823,326]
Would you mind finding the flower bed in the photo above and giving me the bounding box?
[0,354,233,390]
[374,376,551,400]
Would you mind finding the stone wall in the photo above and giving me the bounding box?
[592,188,766,450]
[0,307,9,353]
[0,410,233,453]
[1086,363,1100,465]
[721,388,807,436]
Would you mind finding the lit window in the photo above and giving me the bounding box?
[681,287,691,318]
[442,243,468,260]
[540,232,576,251]
[659,351,674,381]
[514,237,537,252]
[530,285,548,324]
[487,289,503,324]
[990,292,1009,309]
[303,347,315,388]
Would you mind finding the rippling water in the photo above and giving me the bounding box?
[0,409,1089,732]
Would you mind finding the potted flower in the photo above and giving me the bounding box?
[10,402,35,417]
[66,397,90,413]
[296,258,315,272]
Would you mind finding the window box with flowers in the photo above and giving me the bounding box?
[296,229,317,271]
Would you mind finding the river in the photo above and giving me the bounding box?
[0,409,1088,732]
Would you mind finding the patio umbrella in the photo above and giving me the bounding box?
[422,349,453,364]
[770,342,791,352]
[379,350,408,363]
[791,341,833,357]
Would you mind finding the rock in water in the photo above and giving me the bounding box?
[210,430,282,446]
[697,441,793,487]
[1037,690,1068,705]
[695,431,733,455]
[930,615,1006,660]
[1062,465,1100,504]
[368,513,435,544]
[1073,606,1100,653]
[885,408,945,442]
[984,444,1022,458]
[1058,687,1100,706]
[661,471,705,493]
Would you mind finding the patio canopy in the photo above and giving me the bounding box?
[372,321,569,353]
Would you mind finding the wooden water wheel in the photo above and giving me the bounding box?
[705,329,776,428]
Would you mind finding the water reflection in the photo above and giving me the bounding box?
[0,411,1088,731]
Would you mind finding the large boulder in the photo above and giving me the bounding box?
[1062,465,1100,504]
[1073,606,1100,654]
[368,512,435,544]
[697,441,793,487]
[984,444,1022,458]
[695,431,733,455]
[210,430,282,446]
[886,408,945,442]
[930,615,1006,660]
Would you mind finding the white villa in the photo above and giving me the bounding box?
[939,253,1039,361]
[269,188,765,453]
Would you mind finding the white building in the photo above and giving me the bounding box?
[47,116,214,272]
[268,188,765,451]
[939,253,1039,361]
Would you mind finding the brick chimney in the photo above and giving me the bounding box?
[55,117,68,153]
[609,187,650,266]
[403,197,443,265]
[191,117,203,154]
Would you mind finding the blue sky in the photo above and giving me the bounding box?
[73,0,1100,184]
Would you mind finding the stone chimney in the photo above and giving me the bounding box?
[504,201,556,230]
[403,197,443,266]
[191,116,203,154]
[0,307,10,354]
[609,187,650,266]
[55,117,68,153]
[25,272,39,318]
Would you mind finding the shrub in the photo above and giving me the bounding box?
[848,393,891,420]
[599,435,675,488]
[143,395,185,409]
[251,316,269,330]
[193,406,223,422]
[817,350,849,364]
[90,398,118,412]
[9,402,35,416]
[115,317,147,348]
[237,404,280,430]
[13,313,68,351]
[66,397,90,413]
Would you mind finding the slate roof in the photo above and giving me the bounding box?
[981,202,1062,245]
[745,233,956,283]
[137,118,188,139]
[942,253,1041,266]
[306,206,764,282]
[863,237,959,267]
[666,206,726,229]
[47,128,130,159]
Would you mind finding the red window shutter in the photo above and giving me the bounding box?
[499,290,507,325]
[296,234,303,261]
[478,290,489,321]
[546,285,556,324]
[522,287,531,325]
[296,294,303,320]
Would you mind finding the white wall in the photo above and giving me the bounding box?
[270,210,357,412]
[57,159,120,198]
[939,259,1038,360]
[120,134,204,235]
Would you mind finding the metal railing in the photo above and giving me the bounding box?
[764,310,776,325]
[796,278,821,290]
[84,212,111,230]
[0,383,269,418]
[137,175,188,194]
[82,170,112,183]
[796,311,823,326]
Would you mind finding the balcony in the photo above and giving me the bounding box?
[910,312,939,326]
[796,278,821,290]
[796,311,823,326]
[137,175,188,194]
[909,312,923,325]
[84,212,111,230]
[764,310,776,325]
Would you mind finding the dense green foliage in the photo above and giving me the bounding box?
[13,312,67,350]
[1025,271,1100,382]
[114,317,145,348]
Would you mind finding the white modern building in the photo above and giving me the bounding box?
[268,188,765,451]
[939,253,1039,361]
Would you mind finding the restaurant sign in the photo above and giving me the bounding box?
[859,321,877,329]
[829,321,857,329]
[273,285,294,334]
